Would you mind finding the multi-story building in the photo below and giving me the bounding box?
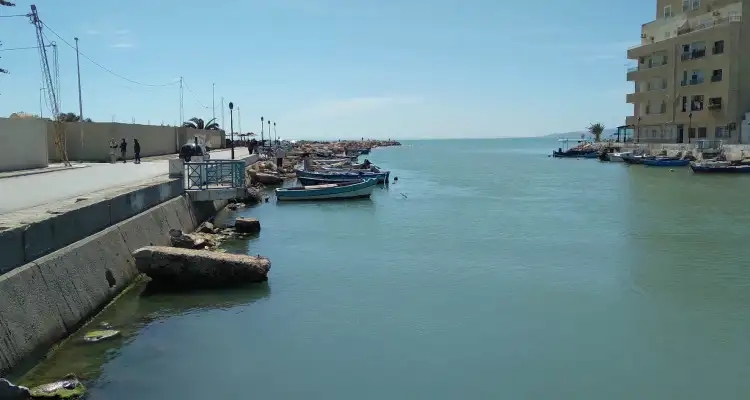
[626,0,750,143]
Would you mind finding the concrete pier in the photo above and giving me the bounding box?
[0,148,258,375]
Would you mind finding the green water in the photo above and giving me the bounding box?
[21,138,750,399]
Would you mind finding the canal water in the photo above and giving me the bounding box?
[20,138,750,399]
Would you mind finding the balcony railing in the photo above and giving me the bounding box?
[630,15,741,50]
[711,74,722,82]
[708,102,722,110]
[184,159,246,190]
[681,49,706,61]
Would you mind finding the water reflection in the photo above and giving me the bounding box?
[19,281,270,388]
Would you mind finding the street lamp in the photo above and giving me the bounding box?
[636,116,642,143]
[268,120,272,145]
[261,116,265,147]
[274,122,277,144]
[688,112,693,143]
[229,102,235,159]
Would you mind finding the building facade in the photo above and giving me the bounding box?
[626,0,750,143]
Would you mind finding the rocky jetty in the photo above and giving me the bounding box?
[133,246,271,289]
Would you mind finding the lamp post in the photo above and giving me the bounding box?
[229,102,235,159]
[274,122,277,144]
[268,120,272,145]
[636,116,642,143]
[688,112,693,143]
[260,116,265,148]
[74,37,83,121]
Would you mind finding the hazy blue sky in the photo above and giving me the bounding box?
[0,0,652,139]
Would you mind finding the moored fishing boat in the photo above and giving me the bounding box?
[622,153,649,164]
[295,168,390,184]
[690,160,750,173]
[643,157,690,167]
[608,152,630,162]
[275,178,378,201]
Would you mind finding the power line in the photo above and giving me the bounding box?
[182,80,212,110]
[0,14,27,18]
[0,44,52,52]
[41,21,179,87]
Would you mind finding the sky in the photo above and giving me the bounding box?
[0,0,652,139]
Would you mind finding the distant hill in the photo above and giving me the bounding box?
[543,128,617,139]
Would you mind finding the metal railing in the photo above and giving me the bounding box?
[184,160,246,190]
[630,15,741,50]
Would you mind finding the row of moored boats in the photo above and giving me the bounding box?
[275,148,391,201]
[552,139,750,173]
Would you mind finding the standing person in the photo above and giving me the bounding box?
[274,146,286,170]
[249,138,257,155]
[302,153,312,171]
[133,139,141,164]
[108,138,118,163]
[119,138,127,163]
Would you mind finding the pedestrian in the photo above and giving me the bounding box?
[108,138,118,163]
[249,138,258,154]
[133,139,141,164]
[274,145,286,169]
[120,138,127,163]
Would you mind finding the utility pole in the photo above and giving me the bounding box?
[237,106,242,136]
[229,102,235,159]
[260,116,264,147]
[74,37,83,121]
[221,97,225,131]
[268,120,271,145]
[39,86,45,118]
[212,83,215,121]
[179,77,184,125]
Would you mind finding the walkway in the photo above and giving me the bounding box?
[0,148,249,214]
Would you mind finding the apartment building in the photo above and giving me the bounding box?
[626,0,750,143]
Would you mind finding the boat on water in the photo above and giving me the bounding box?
[643,157,691,167]
[622,153,649,164]
[552,139,598,158]
[608,151,631,162]
[690,160,750,173]
[295,168,390,184]
[275,178,378,201]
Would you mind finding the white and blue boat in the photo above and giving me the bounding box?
[275,178,378,201]
[295,168,390,184]
[643,158,690,167]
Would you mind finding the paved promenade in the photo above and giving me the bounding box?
[0,148,249,214]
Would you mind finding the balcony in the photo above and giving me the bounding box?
[711,74,723,82]
[708,99,723,110]
[680,49,706,61]
[681,78,705,86]
[628,13,741,57]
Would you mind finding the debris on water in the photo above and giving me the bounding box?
[400,193,408,198]
[99,321,112,329]
[29,374,86,399]
[83,329,120,343]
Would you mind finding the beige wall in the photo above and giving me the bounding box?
[0,117,48,172]
[48,122,225,162]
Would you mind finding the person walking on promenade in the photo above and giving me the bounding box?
[109,138,118,163]
[274,145,286,170]
[133,139,141,164]
[119,138,127,163]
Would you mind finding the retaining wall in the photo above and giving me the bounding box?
[0,195,228,375]
[0,118,48,172]
[0,178,184,275]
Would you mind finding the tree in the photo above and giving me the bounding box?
[57,112,92,122]
[182,117,220,130]
[588,122,605,142]
[0,1,15,75]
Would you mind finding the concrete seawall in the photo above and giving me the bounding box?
[0,195,227,375]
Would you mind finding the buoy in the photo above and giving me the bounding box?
[394,176,398,181]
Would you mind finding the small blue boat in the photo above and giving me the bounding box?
[643,158,690,167]
[275,178,378,201]
[295,168,390,184]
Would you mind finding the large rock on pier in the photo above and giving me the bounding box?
[133,246,271,289]
[234,217,261,234]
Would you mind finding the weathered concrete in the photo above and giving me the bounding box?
[133,246,271,289]
[0,195,228,376]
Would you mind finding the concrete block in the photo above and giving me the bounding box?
[117,206,171,255]
[0,263,68,375]
[168,159,184,177]
[158,196,192,233]
[0,225,24,274]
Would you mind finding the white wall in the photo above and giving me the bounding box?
[0,118,48,172]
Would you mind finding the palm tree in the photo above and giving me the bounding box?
[588,122,605,142]
[182,117,220,130]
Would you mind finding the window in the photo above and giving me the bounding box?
[708,97,722,109]
[683,0,690,12]
[681,70,688,86]
[664,5,672,18]
[691,42,706,59]
[713,40,724,54]
[698,127,707,138]
[712,69,723,82]
[682,96,688,112]
[691,95,704,111]
[645,101,652,114]
[715,127,729,138]
[691,0,700,10]
[661,77,668,89]
[660,101,667,114]
[690,70,704,85]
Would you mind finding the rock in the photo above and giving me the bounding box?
[197,222,215,233]
[29,374,85,399]
[0,379,30,400]
[170,234,196,249]
[255,172,284,185]
[234,218,261,234]
[83,329,120,343]
[133,246,271,289]
[243,187,263,205]
[168,228,183,238]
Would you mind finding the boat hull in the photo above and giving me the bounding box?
[553,150,598,158]
[690,162,750,173]
[643,158,690,167]
[275,178,377,201]
[295,169,390,184]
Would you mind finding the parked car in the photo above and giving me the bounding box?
[179,140,211,162]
